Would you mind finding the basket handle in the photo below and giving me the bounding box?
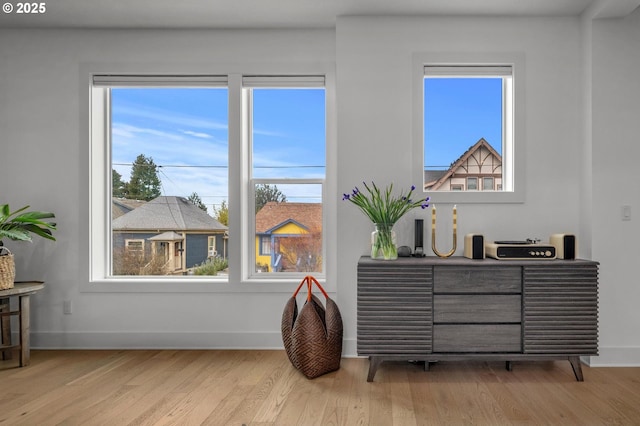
[292,275,329,301]
[0,247,11,256]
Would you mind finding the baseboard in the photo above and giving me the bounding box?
[33,334,637,365]
[31,331,285,350]
[585,346,640,367]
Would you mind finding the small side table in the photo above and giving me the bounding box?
[0,281,44,367]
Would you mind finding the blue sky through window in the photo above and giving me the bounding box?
[110,80,499,208]
[111,87,325,211]
[111,88,229,211]
[424,78,503,170]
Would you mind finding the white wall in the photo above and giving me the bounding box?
[591,8,640,365]
[0,28,336,350]
[1,12,638,364]
[335,16,585,355]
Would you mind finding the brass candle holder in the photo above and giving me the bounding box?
[431,204,457,258]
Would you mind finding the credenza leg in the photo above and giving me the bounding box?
[367,356,382,382]
[568,356,584,382]
[505,361,513,371]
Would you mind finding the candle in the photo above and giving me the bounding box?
[453,205,457,231]
[431,204,436,231]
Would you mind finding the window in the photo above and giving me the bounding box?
[260,236,271,255]
[89,72,330,284]
[207,236,217,258]
[244,78,326,277]
[483,177,494,191]
[92,76,229,278]
[467,177,478,191]
[424,65,511,193]
[413,53,525,203]
[125,239,144,252]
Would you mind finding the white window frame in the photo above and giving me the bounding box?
[413,52,526,204]
[243,76,326,281]
[83,64,336,293]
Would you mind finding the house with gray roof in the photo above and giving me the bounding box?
[112,196,228,275]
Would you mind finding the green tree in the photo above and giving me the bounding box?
[213,200,229,226]
[126,154,162,201]
[112,169,126,198]
[187,192,208,212]
[255,184,286,213]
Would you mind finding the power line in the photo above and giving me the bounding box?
[113,163,325,169]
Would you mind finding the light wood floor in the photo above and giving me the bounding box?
[1,350,640,425]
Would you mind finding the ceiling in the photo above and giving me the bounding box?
[0,0,637,29]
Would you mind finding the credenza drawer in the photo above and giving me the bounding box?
[434,324,522,352]
[434,295,521,323]
[434,266,521,293]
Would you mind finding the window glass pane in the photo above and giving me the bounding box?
[110,88,229,277]
[483,177,494,191]
[254,183,323,273]
[467,177,478,190]
[424,77,504,191]
[250,87,325,276]
[252,88,326,179]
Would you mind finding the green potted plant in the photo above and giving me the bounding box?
[0,204,56,290]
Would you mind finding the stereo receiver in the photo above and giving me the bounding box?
[485,241,556,260]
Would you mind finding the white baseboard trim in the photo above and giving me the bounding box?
[31,332,361,356]
[33,334,637,366]
[31,331,285,350]
[587,346,640,367]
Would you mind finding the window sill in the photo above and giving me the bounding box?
[81,276,332,294]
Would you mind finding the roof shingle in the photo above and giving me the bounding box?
[112,196,227,232]
[255,202,322,234]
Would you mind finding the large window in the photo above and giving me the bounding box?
[413,53,525,203]
[244,78,326,277]
[90,74,328,283]
[424,66,512,192]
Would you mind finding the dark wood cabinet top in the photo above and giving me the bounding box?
[358,256,598,267]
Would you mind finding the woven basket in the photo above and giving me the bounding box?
[281,276,343,379]
[0,247,16,290]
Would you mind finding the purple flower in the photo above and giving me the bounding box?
[411,185,416,191]
[342,193,351,200]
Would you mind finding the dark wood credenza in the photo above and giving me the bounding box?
[357,256,598,382]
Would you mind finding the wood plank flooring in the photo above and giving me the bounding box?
[1,350,639,425]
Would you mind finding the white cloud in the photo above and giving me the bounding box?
[114,105,227,132]
[182,130,212,139]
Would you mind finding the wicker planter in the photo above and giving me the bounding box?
[0,247,15,290]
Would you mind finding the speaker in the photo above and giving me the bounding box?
[414,219,425,257]
[464,234,484,259]
[550,234,577,260]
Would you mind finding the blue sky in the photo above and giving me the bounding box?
[111,88,325,211]
[424,77,502,169]
[111,80,499,210]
